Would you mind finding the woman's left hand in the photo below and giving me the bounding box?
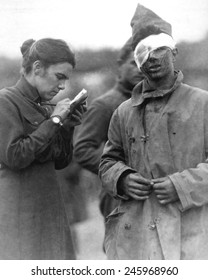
[63,102,87,129]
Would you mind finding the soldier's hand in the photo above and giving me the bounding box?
[152,177,179,205]
[119,172,153,200]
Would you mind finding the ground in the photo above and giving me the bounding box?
[73,198,106,260]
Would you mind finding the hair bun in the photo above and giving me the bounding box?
[20,39,35,56]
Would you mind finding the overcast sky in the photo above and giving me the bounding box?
[0,0,208,58]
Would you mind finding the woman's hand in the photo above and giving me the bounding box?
[63,102,87,128]
[50,98,71,121]
[50,99,87,127]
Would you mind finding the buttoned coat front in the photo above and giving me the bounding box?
[0,77,75,259]
[99,72,208,259]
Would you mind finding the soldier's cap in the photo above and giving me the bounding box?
[130,3,172,50]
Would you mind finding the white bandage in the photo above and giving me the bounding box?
[134,33,176,68]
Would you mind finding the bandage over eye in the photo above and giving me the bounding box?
[134,33,176,68]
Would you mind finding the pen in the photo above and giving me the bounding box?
[41,88,87,107]
[41,103,57,106]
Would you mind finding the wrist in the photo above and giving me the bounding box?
[117,170,136,196]
[116,175,130,200]
[117,173,129,196]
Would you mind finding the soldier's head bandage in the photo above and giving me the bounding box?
[134,33,176,69]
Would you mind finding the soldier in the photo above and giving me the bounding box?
[99,4,208,259]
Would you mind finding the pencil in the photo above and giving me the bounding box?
[41,103,57,106]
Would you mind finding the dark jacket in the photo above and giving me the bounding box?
[99,71,208,259]
[0,76,75,259]
[74,81,131,218]
[74,81,131,174]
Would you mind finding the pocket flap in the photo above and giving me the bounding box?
[22,110,46,126]
[106,207,125,220]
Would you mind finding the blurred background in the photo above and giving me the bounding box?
[0,0,208,260]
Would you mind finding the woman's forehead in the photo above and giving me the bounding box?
[48,62,73,75]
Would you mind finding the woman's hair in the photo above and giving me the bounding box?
[20,38,76,74]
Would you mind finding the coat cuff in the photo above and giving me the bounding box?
[169,173,191,211]
[110,162,137,199]
[60,126,74,139]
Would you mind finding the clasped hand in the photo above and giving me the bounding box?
[152,177,179,205]
[51,98,87,127]
[120,173,179,205]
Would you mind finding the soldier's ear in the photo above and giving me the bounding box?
[172,48,178,62]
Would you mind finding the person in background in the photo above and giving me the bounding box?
[56,159,88,254]
[0,38,86,259]
[74,37,143,222]
[99,3,208,259]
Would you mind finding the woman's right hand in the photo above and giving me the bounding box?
[63,101,87,128]
[50,98,71,121]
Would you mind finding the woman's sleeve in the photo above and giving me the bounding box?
[53,127,74,170]
[0,96,72,170]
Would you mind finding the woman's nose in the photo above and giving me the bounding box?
[58,81,65,90]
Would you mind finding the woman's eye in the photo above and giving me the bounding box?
[56,74,65,80]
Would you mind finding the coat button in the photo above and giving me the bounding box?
[148,222,156,230]
[34,121,38,125]
[124,223,131,230]
[150,224,156,230]
[130,137,135,143]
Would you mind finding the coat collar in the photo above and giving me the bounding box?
[15,75,41,104]
[131,70,183,107]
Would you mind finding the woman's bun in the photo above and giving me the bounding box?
[20,39,35,56]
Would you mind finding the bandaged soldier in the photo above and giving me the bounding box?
[99,3,208,259]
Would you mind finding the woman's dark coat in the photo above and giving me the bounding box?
[0,77,75,259]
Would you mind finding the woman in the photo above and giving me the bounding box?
[0,38,86,259]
